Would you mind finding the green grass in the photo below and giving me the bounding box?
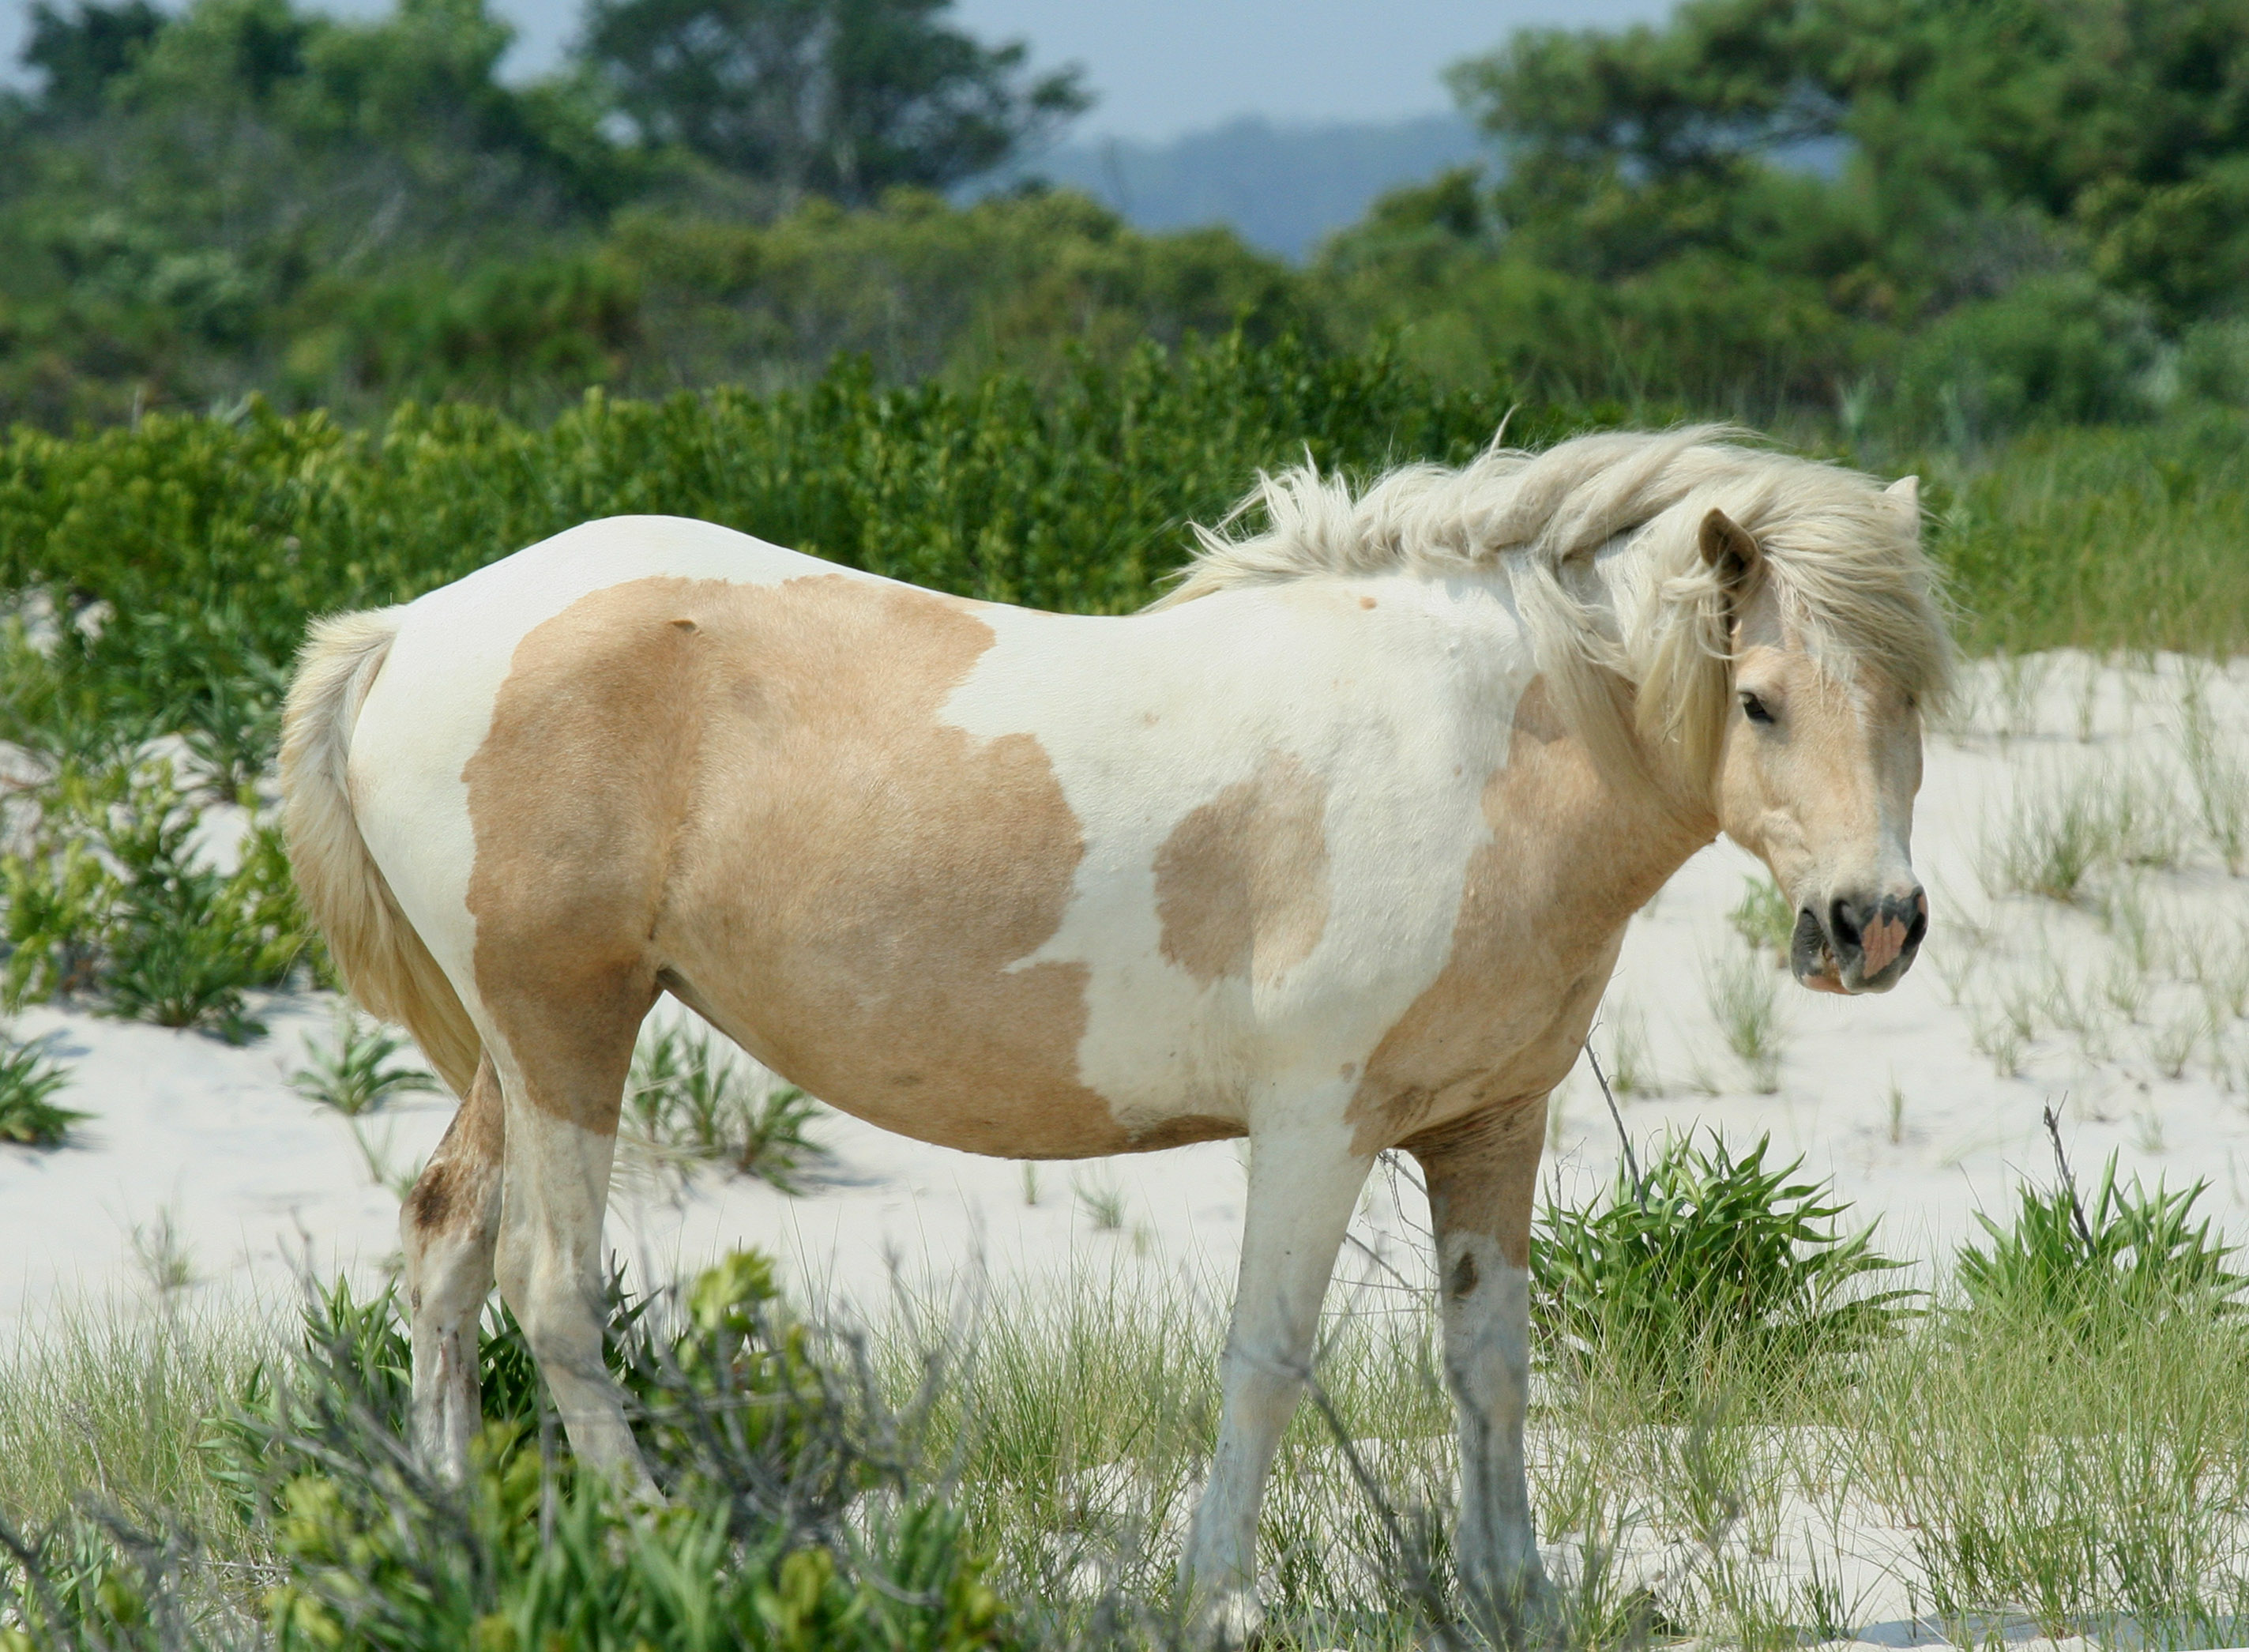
[9,1150,2244,1651]
[0,1296,274,1545]
[1925,412,2249,657]
[290,1005,439,1116]
[1706,943,1786,1093]
[1986,765,2188,905]
[1727,875,1796,969]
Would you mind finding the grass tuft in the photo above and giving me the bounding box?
[1727,875,1796,969]
[1533,1131,1917,1408]
[289,1004,438,1116]
[626,1022,829,1192]
[1705,945,1785,1093]
[0,1029,81,1146]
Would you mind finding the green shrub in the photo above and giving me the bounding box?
[6,1255,1010,1652]
[1533,1131,1916,1404]
[0,1032,82,1147]
[1891,274,2162,444]
[1958,1151,2249,1330]
[0,337,1583,732]
[290,1005,440,1116]
[0,758,313,1037]
[173,658,290,805]
[628,1024,829,1191]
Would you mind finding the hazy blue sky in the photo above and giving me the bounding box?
[2,0,1675,138]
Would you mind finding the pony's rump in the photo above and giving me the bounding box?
[279,607,482,1097]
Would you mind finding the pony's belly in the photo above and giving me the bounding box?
[660,960,1246,1160]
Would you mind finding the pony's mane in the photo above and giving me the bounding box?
[1160,424,1954,800]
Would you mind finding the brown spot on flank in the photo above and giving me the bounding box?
[465,571,1130,1157]
[1359,595,1378,610]
[1152,749,1330,987]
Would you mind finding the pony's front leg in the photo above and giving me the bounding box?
[1406,1100,1553,1639]
[1181,1117,1371,1642]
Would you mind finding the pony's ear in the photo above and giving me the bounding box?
[1698,507,1761,593]
[1885,473,1921,533]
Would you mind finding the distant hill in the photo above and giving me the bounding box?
[981,113,1488,263]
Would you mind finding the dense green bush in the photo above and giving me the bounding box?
[1958,1151,2249,1331]
[1533,1131,1916,1404]
[0,335,1578,715]
[0,755,314,1037]
[1890,275,2164,444]
[0,1255,1010,1651]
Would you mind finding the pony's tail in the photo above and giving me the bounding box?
[280,608,483,1098]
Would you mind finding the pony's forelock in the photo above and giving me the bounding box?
[1161,426,1954,804]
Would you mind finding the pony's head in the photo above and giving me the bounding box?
[1692,480,1939,993]
[1164,426,1954,993]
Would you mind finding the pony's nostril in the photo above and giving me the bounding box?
[1828,897,1862,953]
[1902,891,1929,950]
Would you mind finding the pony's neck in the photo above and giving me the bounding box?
[1433,554,1721,966]
[1492,669,1717,959]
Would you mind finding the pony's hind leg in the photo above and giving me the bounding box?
[1405,1101,1553,1634]
[484,976,657,1496]
[1181,1116,1371,1638]
[401,1052,504,1481]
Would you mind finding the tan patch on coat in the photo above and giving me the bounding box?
[1345,678,1706,1157]
[465,571,1212,1157]
[1152,749,1330,988]
[1404,1101,1546,1268]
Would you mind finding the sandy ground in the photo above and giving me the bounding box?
[4,653,2249,1643]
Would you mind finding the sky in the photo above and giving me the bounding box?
[1,0,1676,139]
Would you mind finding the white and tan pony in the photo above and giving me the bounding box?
[279,425,1948,1631]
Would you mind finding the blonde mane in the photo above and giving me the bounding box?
[1161,424,1954,801]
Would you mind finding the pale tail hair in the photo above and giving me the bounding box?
[279,610,483,1098]
[1160,424,1954,802]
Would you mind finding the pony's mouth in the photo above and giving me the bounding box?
[1791,906,1851,994]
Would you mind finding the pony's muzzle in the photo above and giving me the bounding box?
[1792,886,1926,993]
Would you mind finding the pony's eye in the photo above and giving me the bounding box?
[1739,691,1775,725]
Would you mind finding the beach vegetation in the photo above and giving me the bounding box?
[1705,944,1785,1093]
[0,1029,81,1146]
[9,1157,2243,1648]
[290,1005,440,1117]
[1726,875,1795,969]
[627,1022,829,1191]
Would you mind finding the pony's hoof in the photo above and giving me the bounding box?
[1196,1586,1266,1650]
[1461,1567,1564,1651]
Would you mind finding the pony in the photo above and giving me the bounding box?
[279,424,1950,1635]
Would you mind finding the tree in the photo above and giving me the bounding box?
[1445,0,2249,324]
[578,0,1089,204]
[23,0,166,119]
